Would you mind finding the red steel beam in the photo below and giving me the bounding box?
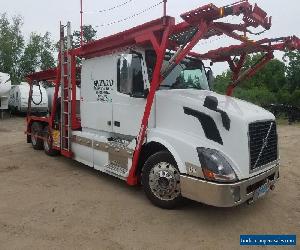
[77,17,175,59]
[27,68,57,81]
[226,52,274,96]
[127,24,172,186]
[200,36,300,62]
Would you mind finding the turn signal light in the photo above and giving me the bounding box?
[202,168,215,181]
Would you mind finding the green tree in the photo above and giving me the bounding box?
[19,32,55,78]
[213,70,232,94]
[242,54,286,92]
[19,33,42,77]
[0,13,24,83]
[284,50,300,92]
[40,32,56,70]
[290,89,300,107]
[72,25,97,48]
[234,86,277,106]
[213,53,290,106]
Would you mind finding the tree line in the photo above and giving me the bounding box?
[213,52,300,107]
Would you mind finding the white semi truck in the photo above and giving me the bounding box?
[25,2,299,208]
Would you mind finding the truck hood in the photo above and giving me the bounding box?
[155,89,276,179]
[160,89,274,123]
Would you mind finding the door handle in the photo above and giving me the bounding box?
[114,121,120,127]
[107,121,112,126]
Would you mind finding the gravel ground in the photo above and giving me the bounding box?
[0,117,299,250]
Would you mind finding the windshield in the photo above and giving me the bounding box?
[146,51,210,90]
[160,61,209,90]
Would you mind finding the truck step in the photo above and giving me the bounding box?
[104,163,127,177]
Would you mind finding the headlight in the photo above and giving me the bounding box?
[197,147,237,183]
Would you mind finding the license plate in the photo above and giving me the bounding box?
[256,183,269,198]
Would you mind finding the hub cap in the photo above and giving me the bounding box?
[149,162,181,201]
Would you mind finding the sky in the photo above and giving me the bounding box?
[1,0,300,74]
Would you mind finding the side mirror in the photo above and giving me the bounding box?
[204,95,231,130]
[207,69,215,90]
[204,95,218,111]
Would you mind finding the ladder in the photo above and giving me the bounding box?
[59,22,72,156]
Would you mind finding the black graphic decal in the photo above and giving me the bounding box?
[183,107,223,145]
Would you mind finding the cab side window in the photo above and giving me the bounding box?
[117,53,144,96]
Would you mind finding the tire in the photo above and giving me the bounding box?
[142,151,183,209]
[31,122,44,150]
[43,126,59,156]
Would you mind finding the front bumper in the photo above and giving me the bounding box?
[180,164,279,207]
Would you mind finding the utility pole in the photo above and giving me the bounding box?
[80,0,83,46]
[163,0,167,17]
[162,0,167,25]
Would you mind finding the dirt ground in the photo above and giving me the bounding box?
[0,117,299,250]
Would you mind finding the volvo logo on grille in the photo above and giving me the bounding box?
[262,137,268,148]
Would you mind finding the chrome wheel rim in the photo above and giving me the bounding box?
[149,162,181,201]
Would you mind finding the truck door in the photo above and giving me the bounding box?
[81,56,115,132]
[112,52,151,137]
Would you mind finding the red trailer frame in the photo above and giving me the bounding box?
[26,1,300,186]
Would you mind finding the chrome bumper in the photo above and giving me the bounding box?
[180,164,279,207]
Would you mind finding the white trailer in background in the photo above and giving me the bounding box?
[0,73,11,119]
[45,85,81,113]
[9,83,48,114]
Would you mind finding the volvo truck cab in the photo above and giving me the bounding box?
[73,47,279,208]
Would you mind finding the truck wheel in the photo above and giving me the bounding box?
[142,151,183,209]
[31,122,44,150]
[43,126,59,156]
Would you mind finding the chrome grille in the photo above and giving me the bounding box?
[248,121,278,171]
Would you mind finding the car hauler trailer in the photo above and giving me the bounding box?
[25,1,300,208]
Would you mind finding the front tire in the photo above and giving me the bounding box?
[142,151,183,209]
[31,122,44,150]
